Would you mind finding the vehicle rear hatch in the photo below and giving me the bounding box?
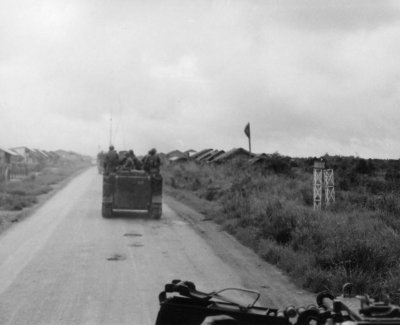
[113,172,151,212]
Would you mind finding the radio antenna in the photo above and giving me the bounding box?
[109,112,113,146]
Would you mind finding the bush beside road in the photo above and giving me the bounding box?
[0,159,91,234]
[162,156,400,298]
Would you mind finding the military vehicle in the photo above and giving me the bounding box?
[102,169,162,219]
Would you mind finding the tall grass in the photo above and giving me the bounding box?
[0,161,89,211]
[163,159,400,296]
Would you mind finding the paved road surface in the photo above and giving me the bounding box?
[0,168,313,325]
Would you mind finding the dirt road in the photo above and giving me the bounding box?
[0,168,314,325]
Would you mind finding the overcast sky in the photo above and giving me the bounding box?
[1,0,400,158]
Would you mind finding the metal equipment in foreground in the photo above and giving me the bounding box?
[156,280,400,325]
[102,169,162,219]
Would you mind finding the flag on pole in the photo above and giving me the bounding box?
[244,122,250,138]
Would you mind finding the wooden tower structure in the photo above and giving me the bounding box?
[324,169,335,206]
[313,160,325,210]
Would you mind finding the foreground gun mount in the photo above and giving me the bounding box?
[102,169,162,219]
[156,280,286,325]
[155,280,400,325]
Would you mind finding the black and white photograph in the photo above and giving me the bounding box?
[1,1,400,324]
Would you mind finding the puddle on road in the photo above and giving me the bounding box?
[107,254,127,261]
[128,243,144,248]
[123,233,143,237]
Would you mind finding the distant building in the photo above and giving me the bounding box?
[212,148,252,163]
[183,149,197,158]
[167,150,188,160]
[43,151,61,164]
[169,156,188,163]
[0,148,20,165]
[33,149,50,165]
[249,154,269,167]
[205,150,225,163]
[11,147,39,164]
[190,149,213,160]
[196,149,219,162]
[164,150,188,164]
[166,150,185,159]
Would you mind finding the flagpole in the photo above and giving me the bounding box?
[245,122,251,157]
[248,133,251,156]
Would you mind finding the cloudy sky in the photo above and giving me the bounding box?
[1,0,400,158]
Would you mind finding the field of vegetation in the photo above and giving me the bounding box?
[0,159,90,230]
[162,154,400,297]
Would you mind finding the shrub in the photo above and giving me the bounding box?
[258,238,282,264]
[367,179,386,194]
[162,156,400,296]
[0,160,86,211]
[300,186,313,206]
[355,159,373,174]
[266,152,292,174]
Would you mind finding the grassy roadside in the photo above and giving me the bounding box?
[0,160,90,234]
[162,157,400,297]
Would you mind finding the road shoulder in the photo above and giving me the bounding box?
[0,167,90,237]
[164,194,315,307]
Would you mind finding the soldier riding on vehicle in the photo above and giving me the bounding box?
[121,149,142,170]
[103,145,119,175]
[143,148,161,175]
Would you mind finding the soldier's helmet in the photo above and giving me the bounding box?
[129,150,134,155]
[109,145,115,151]
[149,148,157,155]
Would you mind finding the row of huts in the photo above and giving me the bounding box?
[161,148,270,166]
[0,147,60,166]
[0,146,90,183]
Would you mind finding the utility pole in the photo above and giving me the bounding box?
[109,115,112,146]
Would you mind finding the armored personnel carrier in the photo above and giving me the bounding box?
[102,169,162,219]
